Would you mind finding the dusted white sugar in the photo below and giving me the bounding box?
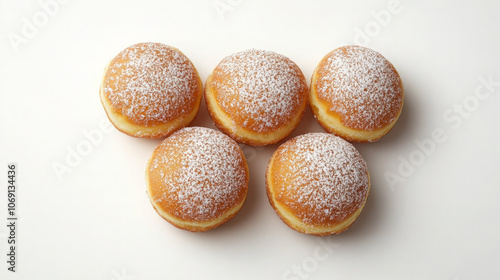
[211,49,307,132]
[149,127,248,221]
[315,45,403,130]
[103,43,199,126]
[274,133,369,224]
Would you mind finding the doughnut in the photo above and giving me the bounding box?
[205,49,308,146]
[145,127,249,232]
[266,133,370,235]
[310,45,404,142]
[100,42,203,138]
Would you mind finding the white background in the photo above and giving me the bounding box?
[1,0,499,279]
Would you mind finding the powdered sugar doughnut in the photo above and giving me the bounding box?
[100,42,203,138]
[266,133,370,235]
[146,127,249,232]
[205,49,308,146]
[310,45,404,142]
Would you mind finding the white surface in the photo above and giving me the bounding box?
[1,0,499,279]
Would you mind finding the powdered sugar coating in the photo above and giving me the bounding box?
[210,49,308,132]
[314,45,403,130]
[148,127,248,221]
[271,133,369,225]
[103,43,200,126]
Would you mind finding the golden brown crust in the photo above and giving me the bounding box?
[310,45,404,142]
[100,42,203,138]
[205,49,308,146]
[265,133,370,235]
[145,127,249,232]
[148,190,247,232]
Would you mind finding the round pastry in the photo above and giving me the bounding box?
[205,49,308,146]
[310,45,404,142]
[146,127,249,232]
[266,133,370,235]
[100,42,203,138]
